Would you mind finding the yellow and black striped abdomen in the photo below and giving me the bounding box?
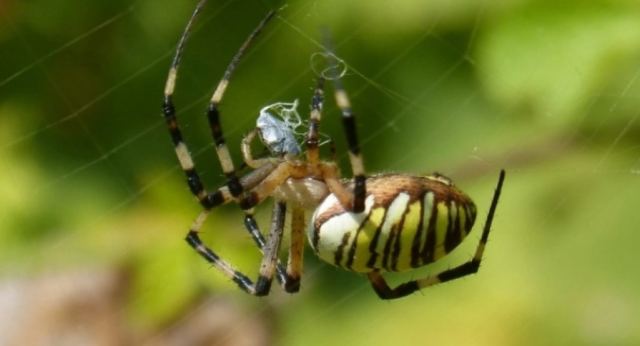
[308,174,477,273]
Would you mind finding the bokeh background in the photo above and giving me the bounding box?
[1,0,639,345]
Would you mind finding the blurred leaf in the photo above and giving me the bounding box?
[478,2,640,126]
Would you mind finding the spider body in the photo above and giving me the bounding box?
[272,177,329,209]
[164,4,505,300]
[310,174,477,273]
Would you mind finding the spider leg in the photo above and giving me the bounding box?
[305,78,357,211]
[244,211,287,285]
[284,207,306,292]
[306,78,325,166]
[212,161,296,290]
[165,6,289,292]
[203,13,291,280]
[333,79,366,213]
[241,129,279,169]
[163,6,276,205]
[206,11,276,198]
[255,201,287,294]
[323,45,367,213]
[163,0,223,210]
[186,163,290,289]
[367,170,505,300]
[237,162,294,210]
[317,162,354,209]
[186,201,287,296]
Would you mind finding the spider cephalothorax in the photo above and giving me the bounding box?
[163,2,505,299]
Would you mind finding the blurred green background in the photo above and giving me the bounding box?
[1,0,640,345]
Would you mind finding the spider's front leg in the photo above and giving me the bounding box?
[165,6,291,295]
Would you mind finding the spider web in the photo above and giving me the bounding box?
[1,0,640,345]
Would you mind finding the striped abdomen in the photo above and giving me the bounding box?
[308,174,477,273]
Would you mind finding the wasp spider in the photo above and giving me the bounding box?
[162,2,506,300]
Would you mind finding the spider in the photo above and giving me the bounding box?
[162,3,506,300]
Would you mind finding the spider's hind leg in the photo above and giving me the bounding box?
[367,170,506,300]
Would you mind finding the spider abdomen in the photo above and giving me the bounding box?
[309,174,477,273]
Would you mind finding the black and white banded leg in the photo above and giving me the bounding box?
[305,77,325,165]
[205,10,276,198]
[163,2,274,201]
[367,170,506,300]
[324,45,367,213]
[163,5,289,290]
[186,201,288,296]
[162,0,227,210]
